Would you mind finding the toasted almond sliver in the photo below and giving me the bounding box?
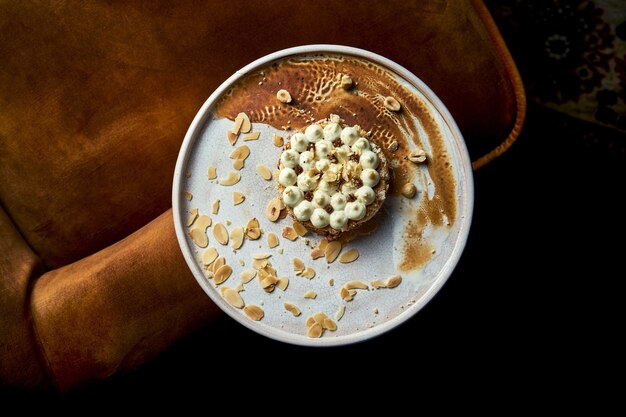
[301,267,315,280]
[189,228,208,248]
[196,215,212,230]
[307,322,323,338]
[218,171,241,186]
[371,279,386,289]
[184,191,193,201]
[273,134,284,147]
[256,164,272,180]
[305,316,316,327]
[322,318,337,331]
[260,276,277,292]
[212,199,220,215]
[335,305,345,321]
[318,238,329,252]
[338,248,359,263]
[240,269,257,283]
[282,226,298,241]
[292,257,305,273]
[232,115,244,136]
[200,246,218,266]
[251,258,268,270]
[213,223,229,245]
[303,290,317,299]
[186,208,199,227]
[243,131,260,141]
[265,198,282,222]
[345,280,369,290]
[212,256,225,273]
[386,275,402,288]
[284,302,301,317]
[340,287,355,301]
[267,233,279,248]
[207,166,217,180]
[245,218,261,240]
[232,158,244,170]
[229,144,250,160]
[233,192,245,205]
[313,312,328,324]
[234,282,244,292]
[236,112,251,134]
[324,241,342,263]
[243,305,264,321]
[292,221,308,236]
[213,264,233,285]
[223,288,244,309]
[252,252,272,260]
[310,247,324,260]
[227,130,238,146]
[230,226,244,250]
[276,277,289,291]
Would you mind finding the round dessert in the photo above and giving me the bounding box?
[276,114,390,238]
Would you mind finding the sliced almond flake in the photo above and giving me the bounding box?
[240,269,257,283]
[233,192,245,205]
[324,241,342,263]
[282,226,298,241]
[219,286,229,297]
[252,252,272,260]
[284,302,301,317]
[232,116,244,136]
[335,305,345,321]
[340,287,356,301]
[292,221,308,236]
[234,282,245,292]
[184,191,193,201]
[313,312,328,324]
[273,134,284,147]
[371,279,386,289]
[310,247,324,260]
[186,208,199,227]
[189,228,209,248]
[307,322,323,338]
[243,131,261,141]
[322,318,337,331]
[260,275,277,292]
[267,233,279,248]
[276,277,289,291]
[292,258,305,273]
[207,166,217,180]
[301,267,315,280]
[227,130,238,146]
[200,246,218,266]
[243,305,264,321]
[213,264,233,285]
[345,280,369,290]
[212,199,220,215]
[256,164,272,180]
[303,290,317,299]
[232,158,244,170]
[305,316,316,327]
[211,256,225,273]
[236,112,251,134]
[338,248,359,263]
[318,238,329,252]
[229,144,250,160]
[213,223,229,245]
[265,198,282,222]
[386,275,402,288]
[218,171,241,186]
[251,258,268,270]
[223,287,245,309]
[230,226,244,250]
[245,218,261,240]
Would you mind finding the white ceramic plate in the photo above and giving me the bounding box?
[172,45,473,346]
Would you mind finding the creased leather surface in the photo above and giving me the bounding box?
[30,211,219,392]
[0,0,522,390]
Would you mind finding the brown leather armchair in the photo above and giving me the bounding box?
[0,0,524,392]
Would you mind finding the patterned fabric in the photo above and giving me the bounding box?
[487,0,626,132]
